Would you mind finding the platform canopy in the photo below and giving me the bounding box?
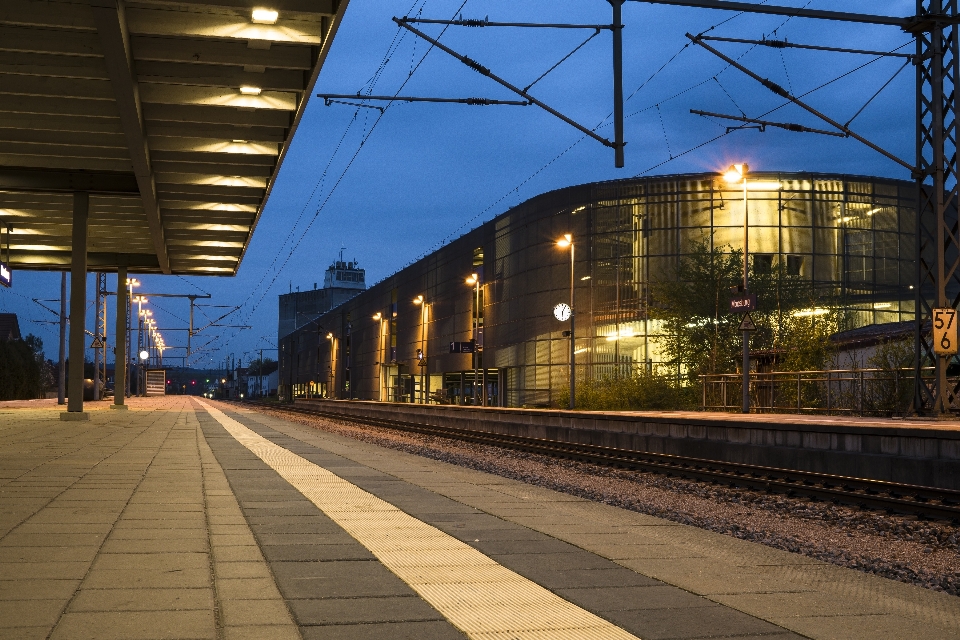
[0,0,348,275]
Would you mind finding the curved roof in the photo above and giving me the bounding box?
[0,0,349,275]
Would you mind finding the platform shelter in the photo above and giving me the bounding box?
[0,0,350,417]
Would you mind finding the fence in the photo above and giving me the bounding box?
[699,367,932,416]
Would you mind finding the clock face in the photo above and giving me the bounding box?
[553,303,572,322]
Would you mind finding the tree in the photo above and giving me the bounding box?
[247,357,278,376]
[649,239,744,382]
[650,240,848,383]
[0,334,45,399]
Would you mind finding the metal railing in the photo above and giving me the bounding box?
[700,367,934,416]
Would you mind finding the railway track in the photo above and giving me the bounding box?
[241,400,960,522]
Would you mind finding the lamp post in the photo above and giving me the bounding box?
[557,234,575,410]
[465,274,481,405]
[724,164,751,414]
[723,164,782,414]
[413,295,427,403]
[326,332,335,398]
[373,312,384,401]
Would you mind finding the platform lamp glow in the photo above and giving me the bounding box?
[373,312,384,401]
[413,295,426,403]
[326,332,335,398]
[723,164,782,413]
[466,274,481,405]
[557,234,575,410]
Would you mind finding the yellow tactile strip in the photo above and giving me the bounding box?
[198,401,640,640]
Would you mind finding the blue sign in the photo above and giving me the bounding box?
[449,341,476,354]
[0,262,11,288]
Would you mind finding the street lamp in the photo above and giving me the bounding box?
[373,312,384,401]
[557,234,575,410]
[326,332,335,398]
[723,164,782,414]
[465,274,481,405]
[413,295,426,403]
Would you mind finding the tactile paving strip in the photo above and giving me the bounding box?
[198,401,641,640]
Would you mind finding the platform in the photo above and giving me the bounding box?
[296,399,960,490]
[0,397,957,639]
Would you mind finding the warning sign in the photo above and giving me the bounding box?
[738,314,757,332]
[90,336,104,349]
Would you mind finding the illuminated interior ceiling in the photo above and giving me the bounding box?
[0,0,348,275]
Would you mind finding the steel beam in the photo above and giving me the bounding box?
[631,0,908,26]
[65,192,88,417]
[0,167,138,194]
[89,0,170,274]
[113,266,127,409]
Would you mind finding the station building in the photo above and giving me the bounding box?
[278,172,920,407]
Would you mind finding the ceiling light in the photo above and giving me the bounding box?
[252,8,278,24]
[232,139,248,144]
[240,85,262,96]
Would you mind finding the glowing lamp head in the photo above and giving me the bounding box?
[723,163,748,183]
[326,332,334,340]
[239,85,262,96]
[413,295,424,305]
[251,8,278,24]
[373,312,382,321]
[557,233,572,248]
[139,350,149,361]
[466,273,478,285]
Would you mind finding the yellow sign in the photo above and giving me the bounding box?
[933,308,958,355]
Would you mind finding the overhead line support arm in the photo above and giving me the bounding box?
[402,17,613,29]
[393,17,617,150]
[630,0,909,26]
[686,33,916,172]
[690,110,847,137]
[698,35,915,59]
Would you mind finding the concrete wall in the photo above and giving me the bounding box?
[296,399,960,491]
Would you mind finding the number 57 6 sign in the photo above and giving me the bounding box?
[933,308,958,355]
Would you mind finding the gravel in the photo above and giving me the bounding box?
[254,406,960,597]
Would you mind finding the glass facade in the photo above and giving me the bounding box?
[279,172,919,407]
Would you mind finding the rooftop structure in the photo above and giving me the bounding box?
[278,253,366,339]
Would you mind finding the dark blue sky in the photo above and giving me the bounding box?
[4,0,917,368]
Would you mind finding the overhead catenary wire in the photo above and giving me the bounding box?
[219,0,473,361]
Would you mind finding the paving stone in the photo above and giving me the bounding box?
[288,595,445,625]
[68,588,214,612]
[299,620,467,640]
[219,598,294,626]
[49,610,216,640]
[0,599,65,628]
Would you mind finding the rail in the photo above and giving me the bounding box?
[237,399,960,522]
[699,367,935,415]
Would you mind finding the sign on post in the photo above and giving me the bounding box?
[449,341,476,354]
[0,262,11,288]
[933,308,958,355]
[730,293,757,313]
[738,313,757,332]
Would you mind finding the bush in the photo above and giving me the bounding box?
[555,370,697,411]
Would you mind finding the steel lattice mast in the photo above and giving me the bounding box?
[911,0,960,414]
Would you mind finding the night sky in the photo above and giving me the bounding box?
[2,0,917,369]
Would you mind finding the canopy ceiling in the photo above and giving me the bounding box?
[0,0,348,275]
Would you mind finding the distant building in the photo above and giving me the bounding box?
[247,371,279,398]
[0,314,21,342]
[277,254,366,339]
[279,172,924,407]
